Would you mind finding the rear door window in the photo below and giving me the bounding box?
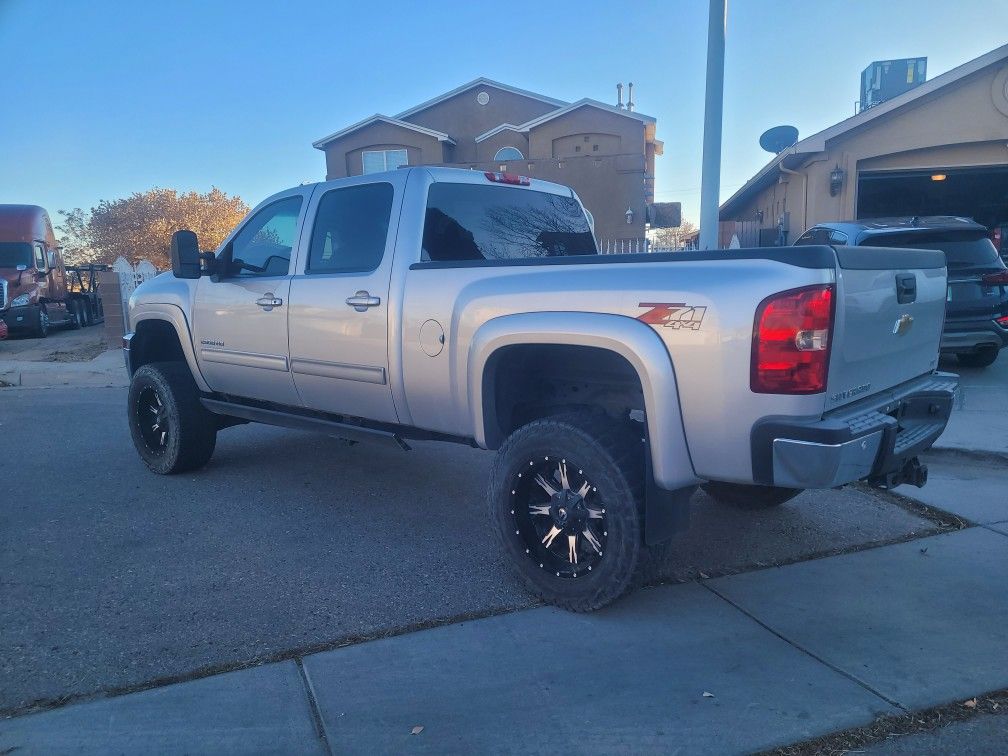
[867,231,1002,270]
[422,183,596,262]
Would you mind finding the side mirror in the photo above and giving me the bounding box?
[171,230,202,279]
[16,263,26,285]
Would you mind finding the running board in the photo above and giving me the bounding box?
[200,398,411,450]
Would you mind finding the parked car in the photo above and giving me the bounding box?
[0,317,7,340]
[123,168,957,611]
[0,205,104,337]
[795,217,1008,368]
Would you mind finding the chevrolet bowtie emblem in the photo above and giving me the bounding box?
[893,314,914,335]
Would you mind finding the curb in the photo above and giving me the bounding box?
[925,445,1008,465]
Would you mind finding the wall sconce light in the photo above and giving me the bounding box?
[625,206,634,225]
[931,173,947,182]
[755,209,764,223]
[829,165,845,196]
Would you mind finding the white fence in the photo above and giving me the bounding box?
[111,257,159,317]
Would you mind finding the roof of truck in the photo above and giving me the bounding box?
[0,204,58,245]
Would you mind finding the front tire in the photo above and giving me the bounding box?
[488,413,650,612]
[128,362,217,474]
[33,306,49,338]
[958,347,999,368]
[701,482,802,510]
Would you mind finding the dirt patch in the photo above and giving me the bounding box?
[44,340,108,362]
[760,689,1008,755]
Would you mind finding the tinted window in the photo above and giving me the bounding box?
[867,231,1001,270]
[829,230,848,245]
[422,183,596,262]
[307,183,393,273]
[229,196,302,277]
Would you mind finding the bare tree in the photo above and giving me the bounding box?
[650,219,698,250]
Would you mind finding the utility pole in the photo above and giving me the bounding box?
[699,0,726,250]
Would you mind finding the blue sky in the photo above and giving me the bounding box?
[1,0,1005,227]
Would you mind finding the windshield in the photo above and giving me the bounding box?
[867,231,1002,270]
[0,242,33,268]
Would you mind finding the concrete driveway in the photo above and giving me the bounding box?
[0,387,945,715]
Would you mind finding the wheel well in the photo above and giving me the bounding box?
[130,319,186,374]
[482,344,646,448]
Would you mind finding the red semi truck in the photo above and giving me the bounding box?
[0,205,104,338]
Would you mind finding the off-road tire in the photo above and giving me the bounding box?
[128,362,217,474]
[701,482,802,510]
[488,412,653,612]
[958,347,999,368]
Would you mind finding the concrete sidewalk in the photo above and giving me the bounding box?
[3,525,1005,754]
[934,356,1008,456]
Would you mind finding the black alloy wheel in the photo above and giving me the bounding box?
[510,455,608,579]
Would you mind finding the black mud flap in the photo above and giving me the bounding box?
[644,436,694,546]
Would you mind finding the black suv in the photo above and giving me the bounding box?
[795,217,1008,368]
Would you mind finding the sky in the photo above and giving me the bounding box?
[1,0,1006,228]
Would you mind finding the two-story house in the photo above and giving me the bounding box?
[312,78,662,248]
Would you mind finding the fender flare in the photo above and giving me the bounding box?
[468,311,697,492]
[129,303,211,393]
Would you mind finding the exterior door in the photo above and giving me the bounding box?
[288,178,401,423]
[192,193,307,406]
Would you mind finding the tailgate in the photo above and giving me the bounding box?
[825,246,947,412]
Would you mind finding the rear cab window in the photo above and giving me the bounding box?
[422,183,597,262]
[865,231,1003,271]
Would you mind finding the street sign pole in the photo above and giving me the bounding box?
[699,0,726,250]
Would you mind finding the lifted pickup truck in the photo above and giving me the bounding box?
[124,167,957,610]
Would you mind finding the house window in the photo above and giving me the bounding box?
[362,149,408,174]
[493,146,524,161]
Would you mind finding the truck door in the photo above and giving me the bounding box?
[288,177,402,424]
[192,192,308,406]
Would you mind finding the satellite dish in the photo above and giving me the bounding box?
[759,125,799,154]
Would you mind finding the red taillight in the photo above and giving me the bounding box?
[997,315,1008,328]
[751,285,834,394]
[981,270,1008,285]
[484,171,530,186]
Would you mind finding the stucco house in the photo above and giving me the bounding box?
[312,78,663,248]
[720,44,1008,250]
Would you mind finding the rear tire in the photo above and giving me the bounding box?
[488,412,654,612]
[128,362,217,474]
[701,482,802,510]
[958,347,999,368]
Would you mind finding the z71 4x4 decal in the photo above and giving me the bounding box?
[637,302,707,330]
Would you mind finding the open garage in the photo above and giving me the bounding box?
[720,44,1008,256]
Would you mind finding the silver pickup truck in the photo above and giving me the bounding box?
[124,167,957,610]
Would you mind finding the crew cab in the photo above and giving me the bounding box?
[123,167,957,610]
[796,217,1008,368]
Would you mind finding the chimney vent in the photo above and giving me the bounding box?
[616,83,624,109]
[627,82,635,112]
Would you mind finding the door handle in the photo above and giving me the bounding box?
[346,290,381,312]
[256,293,283,311]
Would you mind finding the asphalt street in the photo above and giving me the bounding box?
[0,386,944,714]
